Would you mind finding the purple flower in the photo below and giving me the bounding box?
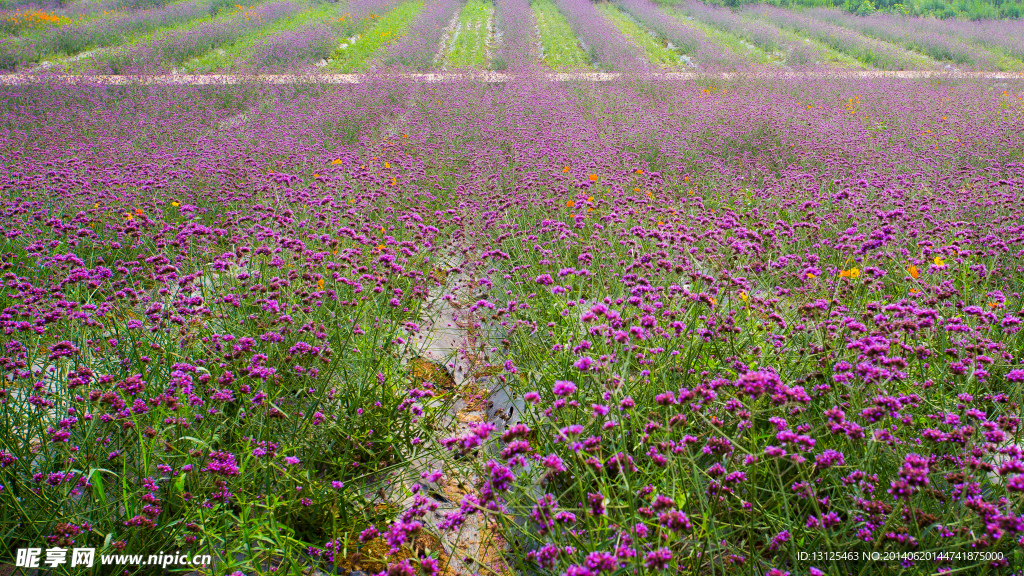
[422,470,444,483]
[202,452,240,477]
[542,454,566,473]
[553,380,577,396]
[644,548,672,570]
[574,356,594,371]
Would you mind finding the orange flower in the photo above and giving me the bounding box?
[566,200,575,208]
[635,169,643,174]
[134,208,143,215]
[839,268,860,279]
[562,167,570,173]
[908,265,920,279]
[317,278,325,290]
[588,174,598,182]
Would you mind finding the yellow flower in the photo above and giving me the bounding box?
[331,159,344,165]
[384,162,390,169]
[171,201,180,207]
[839,268,860,279]
[317,278,325,290]
[807,273,816,279]
[313,173,320,178]
[740,291,748,303]
[933,256,945,266]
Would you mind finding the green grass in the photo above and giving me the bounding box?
[323,0,423,72]
[751,10,936,70]
[29,0,228,69]
[443,0,493,69]
[182,4,341,73]
[670,11,774,65]
[531,0,590,70]
[988,50,1024,72]
[596,2,679,67]
[769,22,865,68]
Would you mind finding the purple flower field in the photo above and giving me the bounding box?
[2,1,1024,575]
[1,72,1023,575]
[0,0,1023,73]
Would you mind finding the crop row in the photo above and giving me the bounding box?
[2,0,1024,72]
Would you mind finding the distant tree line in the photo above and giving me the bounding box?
[686,0,1024,19]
